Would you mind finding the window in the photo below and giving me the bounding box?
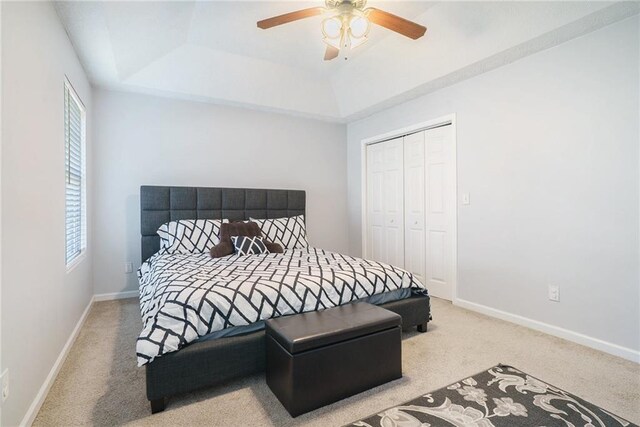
[64,80,86,267]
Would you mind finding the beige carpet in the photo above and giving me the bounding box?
[33,298,640,426]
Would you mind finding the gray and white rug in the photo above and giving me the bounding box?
[347,364,637,427]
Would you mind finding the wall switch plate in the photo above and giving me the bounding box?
[1,369,9,402]
[124,262,133,274]
[462,193,470,205]
[548,285,560,302]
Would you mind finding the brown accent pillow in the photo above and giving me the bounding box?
[264,241,284,254]
[210,221,283,258]
[209,241,235,258]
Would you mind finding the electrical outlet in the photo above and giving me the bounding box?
[1,369,9,402]
[462,193,470,205]
[548,285,560,302]
[124,262,133,274]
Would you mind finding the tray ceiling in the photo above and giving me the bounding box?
[55,1,639,122]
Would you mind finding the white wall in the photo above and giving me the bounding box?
[0,2,4,424]
[348,17,639,356]
[1,2,93,426]
[92,89,347,295]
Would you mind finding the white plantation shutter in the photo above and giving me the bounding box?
[64,81,86,266]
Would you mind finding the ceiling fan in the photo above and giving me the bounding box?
[257,0,427,61]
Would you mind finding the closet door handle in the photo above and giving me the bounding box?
[390,219,394,223]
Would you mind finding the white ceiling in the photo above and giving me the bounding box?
[55,1,639,122]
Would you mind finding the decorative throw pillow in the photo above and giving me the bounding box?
[231,236,270,256]
[210,221,283,258]
[157,219,228,254]
[250,215,308,249]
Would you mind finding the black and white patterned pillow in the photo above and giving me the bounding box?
[250,215,308,249]
[157,219,228,254]
[231,236,270,256]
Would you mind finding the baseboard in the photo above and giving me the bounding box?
[19,290,139,425]
[93,290,138,302]
[454,298,640,364]
[17,293,636,426]
[20,296,94,427]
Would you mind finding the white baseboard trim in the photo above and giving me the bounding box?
[20,296,94,427]
[93,290,138,302]
[454,298,640,364]
[19,290,139,425]
[18,292,637,426]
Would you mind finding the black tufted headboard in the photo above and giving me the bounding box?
[140,186,306,262]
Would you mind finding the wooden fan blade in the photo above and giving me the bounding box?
[324,45,339,61]
[257,7,324,29]
[366,8,426,40]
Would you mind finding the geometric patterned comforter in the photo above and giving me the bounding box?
[136,247,425,366]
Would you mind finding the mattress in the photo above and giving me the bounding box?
[137,247,425,366]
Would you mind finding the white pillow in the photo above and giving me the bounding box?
[250,215,308,250]
[157,219,228,254]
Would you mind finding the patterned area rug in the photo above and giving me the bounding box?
[347,365,637,427]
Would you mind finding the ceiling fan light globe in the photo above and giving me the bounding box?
[322,17,342,39]
[349,15,369,38]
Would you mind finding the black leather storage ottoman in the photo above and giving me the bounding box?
[265,302,402,417]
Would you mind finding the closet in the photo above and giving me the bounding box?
[365,124,454,300]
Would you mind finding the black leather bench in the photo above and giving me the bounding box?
[265,302,402,417]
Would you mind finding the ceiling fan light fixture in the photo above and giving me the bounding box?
[348,15,369,39]
[322,16,343,39]
[321,11,369,59]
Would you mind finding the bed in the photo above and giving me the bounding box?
[139,185,431,413]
